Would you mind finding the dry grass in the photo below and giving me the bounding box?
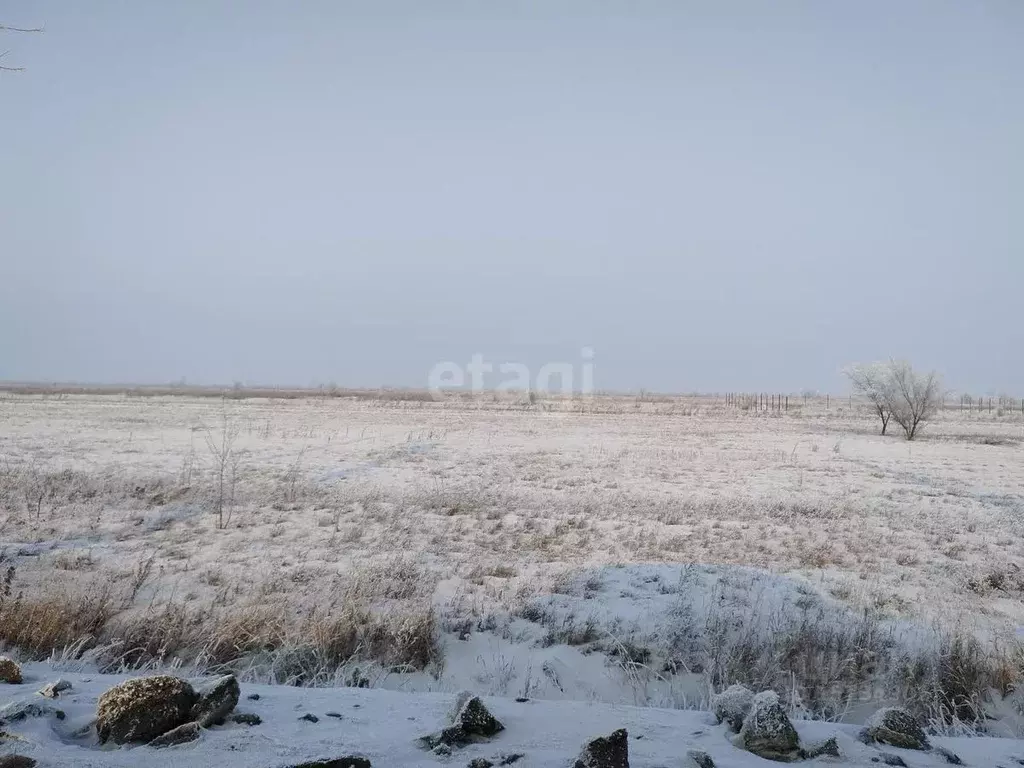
[0,556,442,685]
[0,568,117,658]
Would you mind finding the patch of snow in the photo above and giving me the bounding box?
[1,664,1022,767]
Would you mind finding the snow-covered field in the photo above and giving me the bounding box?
[2,391,1024,735]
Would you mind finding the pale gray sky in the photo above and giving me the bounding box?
[1,1,1020,393]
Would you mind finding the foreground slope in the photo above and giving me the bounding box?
[3,664,1024,767]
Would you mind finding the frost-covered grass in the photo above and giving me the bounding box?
[1,392,1023,729]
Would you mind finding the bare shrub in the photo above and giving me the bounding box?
[203,411,244,528]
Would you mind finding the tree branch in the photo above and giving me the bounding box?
[0,50,24,71]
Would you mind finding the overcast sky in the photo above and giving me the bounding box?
[1,1,1020,393]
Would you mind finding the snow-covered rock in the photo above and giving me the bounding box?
[420,692,505,749]
[933,745,964,764]
[572,728,628,768]
[0,662,1023,767]
[147,720,202,748]
[37,679,72,699]
[710,683,754,732]
[861,707,930,750]
[191,674,240,727]
[0,698,62,722]
[737,690,800,761]
[685,749,715,768]
[801,735,840,759]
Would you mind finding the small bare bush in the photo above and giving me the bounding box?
[203,411,244,528]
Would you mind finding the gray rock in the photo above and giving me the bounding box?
[0,657,22,685]
[801,736,840,759]
[685,749,715,768]
[861,707,930,751]
[573,728,629,768]
[231,712,262,726]
[433,743,453,756]
[148,720,202,748]
[737,691,800,762]
[711,683,754,732]
[466,757,523,768]
[300,713,320,723]
[934,745,964,764]
[288,760,371,768]
[874,754,907,767]
[190,674,240,727]
[420,725,462,750]
[37,678,72,698]
[421,694,505,749]
[0,728,28,743]
[96,675,198,745]
[0,698,63,722]
[0,756,36,768]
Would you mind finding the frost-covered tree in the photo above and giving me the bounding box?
[886,360,943,441]
[844,362,895,436]
[845,360,943,440]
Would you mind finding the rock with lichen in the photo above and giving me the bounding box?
[96,675,198,745]
[0,657,22,685]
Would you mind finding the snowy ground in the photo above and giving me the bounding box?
[1,392,1023,726]
[4,663,1024,767]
